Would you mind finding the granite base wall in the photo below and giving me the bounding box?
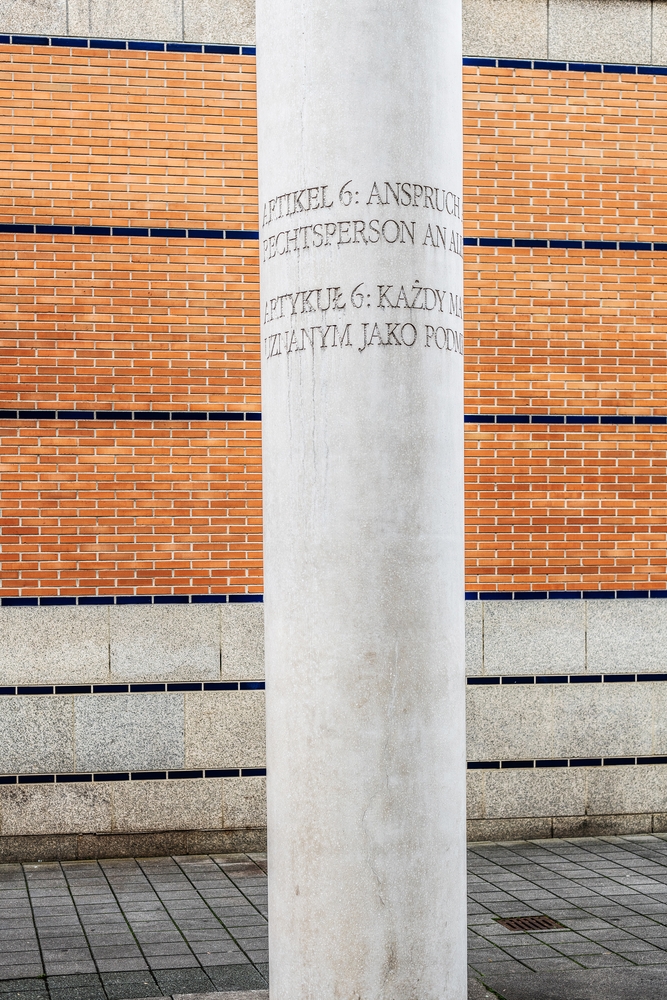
[0,827,267,863]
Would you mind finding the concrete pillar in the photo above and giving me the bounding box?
[256,2,467,998]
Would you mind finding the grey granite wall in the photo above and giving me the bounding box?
[3,0,667,67]
[0,600,665,851]
[0,604,266,858]
[463,0,667,65]
[0,0,254,43]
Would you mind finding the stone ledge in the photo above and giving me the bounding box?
[0,826,267,862]
[468,811,667,841]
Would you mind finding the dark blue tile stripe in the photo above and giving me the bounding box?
[0,681,265,695]
[0,39,662,76]
[465,414,667,426]
[465,236,667,251]
[0,34,255,55]
[466,590,666,600]
[468,756,667,769]
[463,56,667,75]
[468,673,667,685]
[0,223,259,241]
[0,766,266,784]
[0,409,261,422]
[0,593,263,606]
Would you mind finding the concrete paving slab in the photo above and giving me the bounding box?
[483,966,667,999]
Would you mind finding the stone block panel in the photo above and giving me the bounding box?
[184,690,265,768]
[109,605,221,682]
[0,775,264,837]
[221,604,265,680]
[0,607,109,686]
[467,681,667,760]
[86,0,182,40]
[0,0,67,34]
[111,777,223,832]
[547,0,651,63]
[481,600,585,676]
[0,696,74,774]
[0,783,112,836]
[587,599,667,674]
[75,693,185,772]
[463,0,547,59]
[183,0,255,44]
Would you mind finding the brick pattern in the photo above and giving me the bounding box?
[464,247,667,416]
[462,67,667,590]
[0,421,261,596]
[466,425,667,591]
[0,44,257,229]
[2,54,663,595]
[463,66,667,242]
[0,234,260,410]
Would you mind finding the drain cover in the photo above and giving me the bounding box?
[496,915,565,932]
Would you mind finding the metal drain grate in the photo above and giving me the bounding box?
[495,915,565,932]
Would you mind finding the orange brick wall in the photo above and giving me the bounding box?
[0,44,257,228]
[0,234,259,410]
[463,65,667,591]
[466,426,667,592]
[0,420,262,597]
[464,248,667,416]
[0,42,260,596]
[463,65,667,242]
[1,48,663,595]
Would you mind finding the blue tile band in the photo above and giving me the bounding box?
[0,38,663,76]
[0,223,259,240]
[464,56,667,75]
[464,237,667,250]
[0,594,263,606]
[468,757,667,769]
[0,766,266,784]
[464,414,666,425]
[0,410,261,422]
[0,681,265,695]
[0,34,256,55]
[467,674,667,685]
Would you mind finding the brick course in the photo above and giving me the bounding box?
[0,234,259,410]
[0,420,261,596]
[0,44,257,229]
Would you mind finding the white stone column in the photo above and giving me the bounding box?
[256,2,467,998]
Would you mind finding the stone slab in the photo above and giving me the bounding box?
[110,605,220,682]
[547,0,651,63]
[465,601,483,676]
[470,767,587,819]
[184,691,265,769]
[86,0,182,40]
[183,0,255,45]
[111,776,223,833]
[484,967,667,1000]
[75,693,184,772]
[0,696,74,774]
[463,0,547,59]
[220,605,264,681]
[0,607,109,686]
[482,600,585,676]
[222,776,266,829]
[587,599,667,674]
[0,0,67,33]
[0,783,112,836]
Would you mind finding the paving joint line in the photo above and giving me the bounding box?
[173,854,267,976]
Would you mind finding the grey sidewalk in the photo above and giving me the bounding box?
[4,837,667,999]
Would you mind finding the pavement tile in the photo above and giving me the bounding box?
[101,971,162,999]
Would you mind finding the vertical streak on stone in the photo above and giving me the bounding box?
[256,2,467,998]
